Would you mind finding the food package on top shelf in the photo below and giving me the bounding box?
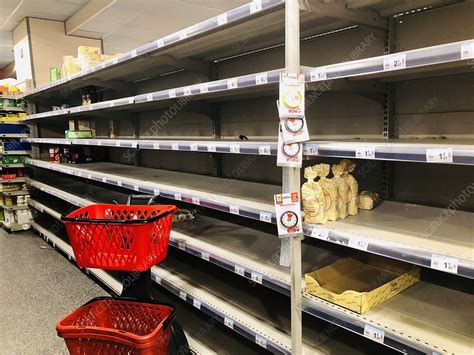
[359,191,380,210]
[302,166,327,224]
[305,255,420,314]
[78,46,101,55]
[101,53,121,62]
[16,209,33,224]
[50,68,61,82]
[340,159,359,216]
[314,163,339,221]
[332,163,349,219]
[62,56,81,77]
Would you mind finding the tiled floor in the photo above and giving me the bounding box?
[0,229,107,354]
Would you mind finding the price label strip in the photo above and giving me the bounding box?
[364,324,385,344]
[356,146,375,159]
[234,265,245,276]
[348,237,369,251]
[311,227,330,240]
[310,67,327,82]
[383,53,406,71]
[426,147,453,163]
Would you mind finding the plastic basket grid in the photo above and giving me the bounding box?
[57,298,174,355]
[63,204,176,271]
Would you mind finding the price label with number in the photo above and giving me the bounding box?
[383,53,406,71]
[179,290,187,300]
[310,68,327,81]
[303,145,318,156]
[207,144,216,152]
[256,73,268,85]
[259,211,272,223]
[178,240,186,250]
[179,31,187,40]
[227,78,238,89]
[217,13,228,26]
[156,38,165,48]
[234,265,245,276]
[461,42,474,59]
[153,275,162,284]
[199,83,209,94]
[153,143,160,149]
[255,335,267,349]
[183,87,192,96]
[250,0,262,13]
[431,254,458,274]
[348,237,369,251]
[224,317,234,329]
[229,205,240,215]
[258,145,271,155]
[364,325,385,344]
[250,271,263,284]
[311,227,330,240]
[201,251,210,261]
[169,89,176,98]
[154,188,160,196]
[147,93,154,101]
[131,49,138,58]
[192,196,200,205]
[230,144,240,153]
[190,143,198,151]
[356,146,375,159]
[426,147,453,163]
[171,142,179,151]
[193,298,201,309]
[174,192,182,201]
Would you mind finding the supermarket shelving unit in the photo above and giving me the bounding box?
[22,0,473,354]
[0,95,32,232]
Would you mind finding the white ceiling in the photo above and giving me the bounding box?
[0,0,249,70]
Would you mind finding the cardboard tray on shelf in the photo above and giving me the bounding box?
[305,255,420,314]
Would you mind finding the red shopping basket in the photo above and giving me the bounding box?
[62,204,177,271]
[57,297,175,355]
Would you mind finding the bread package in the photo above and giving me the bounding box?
[340,159,359,216]
[302,166,327,224]
[359,191,380,210]
[332,163,349,219]
[314,163,339,221]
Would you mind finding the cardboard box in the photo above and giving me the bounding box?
[305,256,420,314]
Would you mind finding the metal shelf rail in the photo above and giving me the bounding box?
[27,180,473,354]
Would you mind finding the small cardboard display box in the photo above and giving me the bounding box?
[305,255,420,314]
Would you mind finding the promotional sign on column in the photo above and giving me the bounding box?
[281,116,309,143]
[274,192,303,237]
[279,73,305,118]
[277,123,302,168]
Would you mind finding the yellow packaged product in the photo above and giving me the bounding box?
[331,163,349,219]
[314,163,339,221]
[340,159,359,216]
[302,166,327,224]
[358,191,380,210]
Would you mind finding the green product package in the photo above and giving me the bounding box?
[65,130,93,139]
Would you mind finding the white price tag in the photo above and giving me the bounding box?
[153,275,162,284]
[154,188,160,196]
[112,58,119,65]
[171,142,179,151]
[152,143,160,149]
[192,196,200,205]
[229,205,240,215]
[117,181,122,187]
[131,49,138,57]
[217,13,228,26]
[168,89,176,98]
[178,240,186,250]
[102,177,107,183]
[115,141,121,147]
[183,87,192,96]
[133,185,140,191]
[190,143,198,151]
[234,265,245,276]
[227,78,238,89]
[174,192,182,201]
[356,146,375,159]
[179,290,187,300]
[157,38,165,48]
[311,227,330,240]
[201,251,210,261]
[207,144,216,152]
[303,145,318,155]
[229,144,240,153]
[255,73,268,85]
[461,42,474,59]
[224,317,234,329]
[250,271,263,284]
[259,211,272,223]
[426,148,453,163]
[250,0,262,13]
[147,93,154,101]
[179,31,187,40]
[199,83,209,94]
[348,237,369,251]
[364,325,385,344]
[431,254,458,274]
[310,68,327,81]
[255,334,267,349]
[258,145,271,155]
[193,298,201,309]
[383,53,406,71]
[128,97,134,104]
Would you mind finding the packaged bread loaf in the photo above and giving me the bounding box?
[331,163,349,219]
[302,166,327,224]
[314,163,339,221]
[358,191,380,210]
[340,159,359,216]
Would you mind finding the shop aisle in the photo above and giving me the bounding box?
[0,229,107,354]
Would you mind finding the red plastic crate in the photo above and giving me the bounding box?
[62,204,176,271]
[57,297,175,355]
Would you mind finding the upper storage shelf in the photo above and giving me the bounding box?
[22,0,388,100]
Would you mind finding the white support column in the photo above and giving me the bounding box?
[284,0,303,354]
